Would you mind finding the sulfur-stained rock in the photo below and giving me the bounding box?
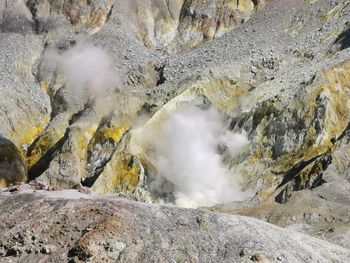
[113,0,184,49]
[90,133,142,195]
[176,0,255,48]
[1,0,350,256]
[27,87,145,190]
[27,113,72,170]
[226,60,350,196]
[27,0,116,34]
[34,122,98,189]
[23,0,267,49]
[0,32,51,152]
[132,75,253,140]
[112,0,265,50]
[128,58,350,208]
[0,137,28,188]
[217,129,350,240]
[84,118,129,186]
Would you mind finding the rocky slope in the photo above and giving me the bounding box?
[0,0,350,261]
[0,190,349,263]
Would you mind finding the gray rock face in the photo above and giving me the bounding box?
[0,191,349,262]
[26,0,115,34]
[0,32,50,148]
[0,0,35,33]
[0,0,350,260]
[110,0,261,50]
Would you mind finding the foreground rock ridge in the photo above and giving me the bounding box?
[0,0,350,261]
[0,191,349,262]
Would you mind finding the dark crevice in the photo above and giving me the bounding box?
[275,154,331,204]
[28,128,70,181]
[333,27,350,51]
[27,134,43,158]
[274,115,350,204]
[328,26,350,54]
[179,0,195,20]
[27,102,93,179]
[156,65,167,86]
[137,103,158,116]
[276,154,324,189]
[81,130,130,187]
[310,175,327,189]
[274,187,290,204]
[26,0,41,34]
[106,4,114,22]
[294,156,330,191]
[68,100,92,126]
[49,86,68,120]
[252,0,259,6]
[334,121,350,143]
[81,169,102,187]
[33,18,40,34]
[82,148,113,187]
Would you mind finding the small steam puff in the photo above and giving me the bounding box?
[56,45,119,96]
[150,106,249,208]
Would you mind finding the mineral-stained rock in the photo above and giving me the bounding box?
[1,0,350,258]
[111,0,265,49]
[0,33,51,152]
[229,60,350,196]
[0,191,349,263]
[176,0,256,48]
[27,0,116,34]
[24,0,266,49]
[85,118,130,185]
[128,59,350,203]
[34,124,97,189]
[27,90,145,190]
[214,130,350,249]
[0,138,27,188]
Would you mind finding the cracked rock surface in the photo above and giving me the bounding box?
[0,191,349,262]
[0,0,350,261]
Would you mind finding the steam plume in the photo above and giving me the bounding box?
[139,105,250,208]
[54,44,120,96]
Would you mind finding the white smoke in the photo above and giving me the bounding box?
[141,105,250,208]
[54,44,120,96]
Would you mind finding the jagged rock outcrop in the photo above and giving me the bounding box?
[117,0,263,49]
[215,129,350,249]
[0,0,349,200]
[0,25,51,166]
[0,191,349,262]
[26,0,115,34]
[0,0,350,258]
[231,60,350,196]
[24,0,266,49]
